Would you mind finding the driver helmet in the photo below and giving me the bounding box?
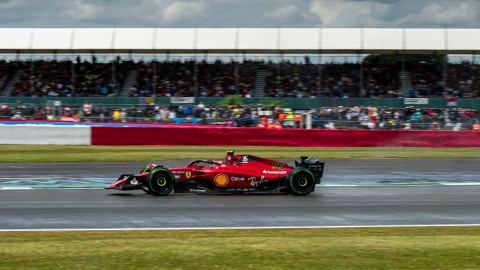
[226,150,236,164]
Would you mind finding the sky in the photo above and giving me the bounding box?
[0,0,479,28]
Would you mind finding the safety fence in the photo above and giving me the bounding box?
[2,115,477,131]
[313,120,477,131]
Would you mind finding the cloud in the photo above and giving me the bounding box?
[68,0,101,20]
[309,0,480,28]
[399,2,480,27]
[161,1,206,26]
[263,4,298,22]
[310,0,396,27]
[258,2,319,27]
[0,0,479,28]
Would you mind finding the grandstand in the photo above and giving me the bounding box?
[0,28,479,100]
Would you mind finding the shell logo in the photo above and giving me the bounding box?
[214,174,229,187]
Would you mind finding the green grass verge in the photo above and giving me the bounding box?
[1,145,480,162]
[0,227,479,269]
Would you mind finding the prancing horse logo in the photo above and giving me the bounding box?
[186,172,191,179]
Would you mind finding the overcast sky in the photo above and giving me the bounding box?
[0,0,479,28]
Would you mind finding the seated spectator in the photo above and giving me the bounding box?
[9,60,128,97]
[3,59,479,99]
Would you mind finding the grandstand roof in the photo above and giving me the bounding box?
[0,28,479,54]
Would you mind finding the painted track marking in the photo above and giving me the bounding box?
[1,224,480,232]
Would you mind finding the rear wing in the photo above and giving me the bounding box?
[295,156,325,178]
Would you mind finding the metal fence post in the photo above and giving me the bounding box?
[153,55,157,97]
[30,54,34,105]
[318,53,322,98]
[443,56,447,94]
[359,52,364,97]
[235,55,239,95]
[194,57,198,97]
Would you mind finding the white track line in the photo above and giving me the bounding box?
[3,184,480,190]
[0,187,33,190]
[322,183,480,186]
[1,224,480,232]
[442,183,480,185]
[0,187,103,190]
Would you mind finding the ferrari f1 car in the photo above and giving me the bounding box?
[106,151,325,196]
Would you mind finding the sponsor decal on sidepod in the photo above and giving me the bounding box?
[262,170,287,174]
[214,174,229,187]
[249,176,268,187]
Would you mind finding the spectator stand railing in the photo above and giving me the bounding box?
[1,114,477,131]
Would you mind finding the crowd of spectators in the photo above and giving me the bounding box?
[263,61,480,99]
[312,106,480,130]
[1,59,479,99]
[73,102,270,127]
[363,64,401,98]
[264,62,320,98]
[2,99,479,131]
[0,60,18,90]
[9,59,130,97]
[411,61,480,98]
[264,62,404,99]
[130,60,256,98]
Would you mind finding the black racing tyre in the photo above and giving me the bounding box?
[140,165,154,194]
[147,169,175,196]
[288,169,315,196]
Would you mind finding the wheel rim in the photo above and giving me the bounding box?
[157,177,167,187]
[298,177,308,187]
[291,172,314,194]
[149,172,174,195]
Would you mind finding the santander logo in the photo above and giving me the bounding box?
[262,170,287,174]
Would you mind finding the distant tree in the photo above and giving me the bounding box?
[217,95,243,107]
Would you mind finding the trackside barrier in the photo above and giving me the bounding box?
[91,127,480,148]
[1,125,479,147]
[0,126,91,145]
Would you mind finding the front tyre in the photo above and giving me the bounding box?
[288,169,315,196]
[147,169,175,196]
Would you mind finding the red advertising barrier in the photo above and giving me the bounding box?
[91,127,480,148]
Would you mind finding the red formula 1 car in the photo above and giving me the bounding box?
[106,150,325,196]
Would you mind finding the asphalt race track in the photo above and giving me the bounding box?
[1,158,480,230]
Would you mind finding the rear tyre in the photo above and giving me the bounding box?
[288,170,315,196]
[147,169,175,196]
